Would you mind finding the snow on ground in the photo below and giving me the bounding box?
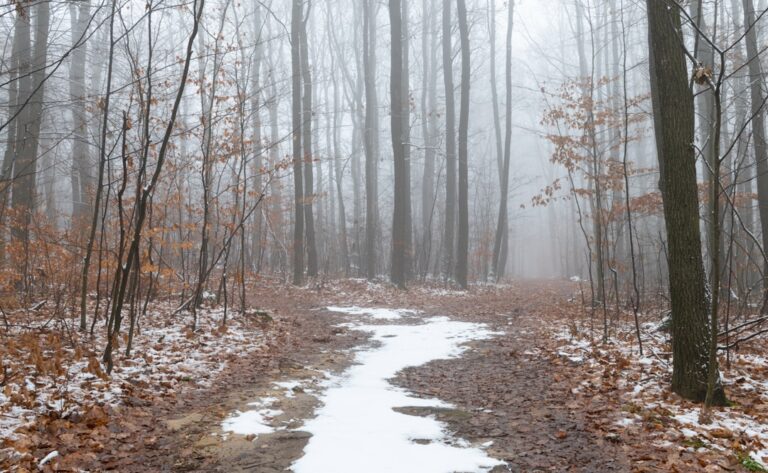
[0,302,274,459]
[326,306,419,320]
[552,316,768,469]
[291,311,503,473]
[222,396,282,436]
[272,380,304,398]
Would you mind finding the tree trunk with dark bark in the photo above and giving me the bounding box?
[291,0,305,286]
[455,0,470,289]
[645,0,726,404]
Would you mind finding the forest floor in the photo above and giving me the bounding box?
[2,279,768,472]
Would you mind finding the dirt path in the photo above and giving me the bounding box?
[138,280,632,473]
[393,310,629,472]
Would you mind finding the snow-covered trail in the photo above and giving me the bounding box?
[289,307,504,473]
[221,305,504,471]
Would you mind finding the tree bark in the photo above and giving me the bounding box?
[69,0,92,231]
[645,0,726,404]
[390,0,410,288]
[455,0,470,289]
[12,0,49,249]
[442,0,457,281]
[492,0,514,280]
[300,6,318,278]
[291,0,305,285]
[363,0,379,280]
[743,0,768,298]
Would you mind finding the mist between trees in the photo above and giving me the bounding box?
[2,0,768,409]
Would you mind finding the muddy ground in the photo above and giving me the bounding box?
[99,280,652,472]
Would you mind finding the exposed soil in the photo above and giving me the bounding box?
[392,306,629,472]
[47,279,667,472]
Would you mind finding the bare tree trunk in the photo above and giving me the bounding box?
[691,0,719,277]
[0,13,22,263]
[291,0,305,285]
[10,0,49,295]
[646,0,726,404]
[442,0,457,281]
[492,0,514,280]
[420,0,438,278]
[402,0,412,282]
[103,0,203,372]
[743,0,768,299]
[79,0,116,331]
[363,0,379,280]
[250,2,264,272]
[455,0,470,289]
[192,0,230,316]
[390,0,410,288]
[300,6,318,278]
[69,0,92,231]
[327,5,350,275]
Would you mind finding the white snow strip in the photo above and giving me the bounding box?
[292,315,503,473]
[326,306,418,320]
[221,408,281,436]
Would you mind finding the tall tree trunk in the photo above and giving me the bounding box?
[691,0,719,277]
[492,0,514,280]
[645,0,726,404]
[390,0,410,288]
[442,0,457,281]
[300,7,318,278]
[730,0,757,296]
[250,2,264,271]
[420,0,438,278]
[402,0,412,282]
[192,0,229,313]
[291,0,305,285]
[69,0,92,232]
[11,0,49,294]
[455,0,470,289]
[0,13,22,263]
[743,0,768,300]
[363,0,378,280]
[328,5,350,275]
[79,0,116,331]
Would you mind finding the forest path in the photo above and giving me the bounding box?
[153,281,630,472]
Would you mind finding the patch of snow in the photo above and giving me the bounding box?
[292,315,503,473]
[680,428,698,438]
[752,449,768,468]
[417,287,468,297]
[557,351,583,363]
[616,417,635,427]
[674,407,768,468]
[0,301,274,458]
[326,306,419,320]
[274,380,303,398]
[38,450,59,469]
[222,408,282,436]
